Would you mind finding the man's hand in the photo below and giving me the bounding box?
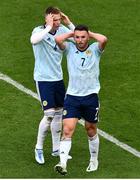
[45,13,54,28]
[61,12,71,25]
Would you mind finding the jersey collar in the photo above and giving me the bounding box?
[43,23,57,35]
[49,30,57,35]
[76,44,89,52]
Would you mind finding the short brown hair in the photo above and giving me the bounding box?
[74,24,89,33]
[45,6,61,15]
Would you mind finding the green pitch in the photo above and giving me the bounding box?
[0,0,140,178]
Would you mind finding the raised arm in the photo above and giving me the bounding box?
[55,31,74,50]
[89,31,108,51]
[30,14,53,44]
[61,12,75,31]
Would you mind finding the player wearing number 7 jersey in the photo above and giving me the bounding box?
[54,24,107,175]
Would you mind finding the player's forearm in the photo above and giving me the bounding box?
[89,31,108,50]
[55,32,74,44]
[30,25,52,44]
[89,31,107,43]
[55,32,74,50]
[67,22,75,31]
[61,12,75,30]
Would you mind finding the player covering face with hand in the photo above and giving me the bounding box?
[54,25,107,175]
[30,6,75,165]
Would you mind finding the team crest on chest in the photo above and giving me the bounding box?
[85,50,92,56]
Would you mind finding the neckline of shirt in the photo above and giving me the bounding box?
[76,44,89,52]
[43,24,57,35]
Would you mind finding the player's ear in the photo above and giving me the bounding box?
[87,33,90,40]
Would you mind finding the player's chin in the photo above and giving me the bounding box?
[55,26,59,30]
[78,43,84,48]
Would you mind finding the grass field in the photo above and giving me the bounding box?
[0,0,140,178]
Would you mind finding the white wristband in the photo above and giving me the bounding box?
[68,22,75,31]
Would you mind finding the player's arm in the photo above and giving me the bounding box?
[61,12,75,31]
[30,14,53,44]
[88,31,108,51]
[55,31,74,50]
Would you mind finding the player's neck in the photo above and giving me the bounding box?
[76,44,89,52]
[49,29,57,35]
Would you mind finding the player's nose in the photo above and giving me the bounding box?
[79,38,82,42]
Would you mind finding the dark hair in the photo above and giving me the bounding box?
[45,6,61,15]
[74,24,89,32]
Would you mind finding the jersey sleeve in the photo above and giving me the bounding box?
[63,42,69,54]
[31,26,43,34]
[30,25,52,44]
[92,42,104,57]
